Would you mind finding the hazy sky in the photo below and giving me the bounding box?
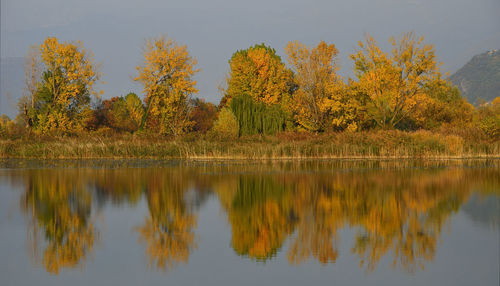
[1,0,500,115]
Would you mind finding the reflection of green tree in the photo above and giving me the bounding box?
[21,170,95,274]
[135,169,198,272]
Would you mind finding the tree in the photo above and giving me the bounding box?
[86,93,144,133]
[350,32,440,129]
[286,41,356,131]
[230,94,287,136]
[221,44,293,108]
[475,97,500,140]
[0,115,22,138]
[124,92,145,128]
[27,37,100,132]
[411,79,474,130]
[135,36,199,135]
[189,98,217,133]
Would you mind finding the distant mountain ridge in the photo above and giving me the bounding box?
[449,49,500,105]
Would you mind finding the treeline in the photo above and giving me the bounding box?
[0,33,499,142]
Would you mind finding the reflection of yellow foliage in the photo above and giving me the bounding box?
[288,190,343,265]
[21,170,95,274]
[231,201,292,260]
[43,223,95,274]
[136,169,198,272]
[137,213,196,272]
[213,164,499,271]
[10,161,499,275]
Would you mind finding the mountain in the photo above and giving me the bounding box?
[449,49,500,105]
[0,57,25,118]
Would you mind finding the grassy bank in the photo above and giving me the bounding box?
[0,130,499,159]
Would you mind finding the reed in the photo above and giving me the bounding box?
[0,130,499,159]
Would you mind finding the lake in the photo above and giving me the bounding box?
[0,159,499,286]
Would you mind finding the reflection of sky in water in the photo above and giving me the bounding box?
[0,160,498,286]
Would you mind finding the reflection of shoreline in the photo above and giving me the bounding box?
[3,160,498,274]
[1,158,499,170]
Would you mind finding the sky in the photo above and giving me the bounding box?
[1,0,500,117]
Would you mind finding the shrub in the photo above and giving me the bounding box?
[210,108,239,139]
[475,97,500,141]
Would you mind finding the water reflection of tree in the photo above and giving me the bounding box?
[213,166,500,271]
[20,170,95,274]
[17,167,203,274]
[227,176,295,260]
[135,169,198,272]
[11,161,499,274]
[287,177,345,265]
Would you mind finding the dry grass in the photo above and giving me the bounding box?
[0,130,499,159]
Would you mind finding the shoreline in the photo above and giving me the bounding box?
[1,133,499,160]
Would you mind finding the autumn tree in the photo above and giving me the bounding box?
[475,97,500,140]
[189,98,217,133]
[286,41,357,131]
[221,44,294,107]
[210,108,239,139]
[411,79,474,130]
[124,92,145,127]
[25,37,100,132]
[135,36,199,135]
[350,32,441,129]
[0,115,23,138]
[89,93,144,133]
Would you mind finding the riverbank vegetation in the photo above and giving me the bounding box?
[0,33,499,159]
[1,130,498,159]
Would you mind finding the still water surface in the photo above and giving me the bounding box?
[0,160,499,285]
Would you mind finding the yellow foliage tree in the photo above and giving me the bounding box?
[221,44,293,108]
[30,37,100,132]
[351,32,440,129]
[135,36,199,135]
[475,96,500,140]
[412,78,474,129]
[286,41,357,131]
